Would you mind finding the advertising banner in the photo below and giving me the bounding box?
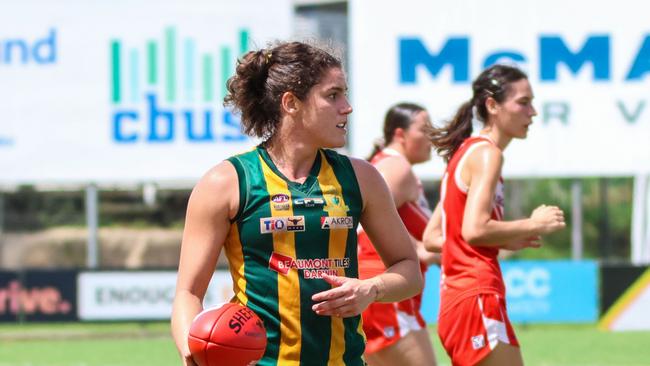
[421,260,598,323]
[0,270,78,322]
[0,0,291,184]
[600,265,650,331]
[349,0,650,178]
[77,271,234,320]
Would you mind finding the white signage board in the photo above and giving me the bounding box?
[0,0,291,184]
[349,0,650,178]
[77,271,234,320]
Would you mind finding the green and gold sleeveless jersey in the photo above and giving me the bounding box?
[225,146,366,366]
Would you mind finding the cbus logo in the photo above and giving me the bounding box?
[109,27,251,144]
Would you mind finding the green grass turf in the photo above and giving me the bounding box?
[430,324,650,366]
[0,322,649,365]
[0,322,177,366]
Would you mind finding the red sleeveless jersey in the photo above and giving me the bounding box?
[357,149,432,263]
[439,136,505,314]
[357,149,430,350]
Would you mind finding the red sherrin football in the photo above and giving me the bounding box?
[188,303,267,366]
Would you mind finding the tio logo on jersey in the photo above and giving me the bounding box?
[260,216,305,233]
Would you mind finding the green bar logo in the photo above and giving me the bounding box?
[109,27,251,144]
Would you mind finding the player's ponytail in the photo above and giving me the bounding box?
[366,138,385,161]
[430,100,473,162]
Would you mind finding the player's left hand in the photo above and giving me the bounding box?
[501,235,542,251]
[311,274,376,318]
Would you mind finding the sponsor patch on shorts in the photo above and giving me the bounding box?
[471,334,486,350]
[383,326,396,338]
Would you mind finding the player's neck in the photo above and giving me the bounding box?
[384,143,405,157]
[478,128,511,151]
[384,143,415,165]
[264,139,318,183]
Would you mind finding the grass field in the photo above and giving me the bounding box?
[0,322,649,366]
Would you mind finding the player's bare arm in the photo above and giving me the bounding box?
[374,154,419,207]
[423,201,444,253]
[461,144,565,247]
[353,158,423,300]
[376,155,438,263]
[171,161,238,366]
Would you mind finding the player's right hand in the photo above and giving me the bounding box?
[530,204,566,234]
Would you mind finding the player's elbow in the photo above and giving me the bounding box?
[410,270,424,295]
[423,236,443,253]
[404,257,424,296]
[462,225,485,246]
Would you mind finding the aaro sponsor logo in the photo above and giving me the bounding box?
[321,216,353,229]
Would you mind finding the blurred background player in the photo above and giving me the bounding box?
[358,103,440,366]
[171,41,423,366]
[424,64,566,366]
